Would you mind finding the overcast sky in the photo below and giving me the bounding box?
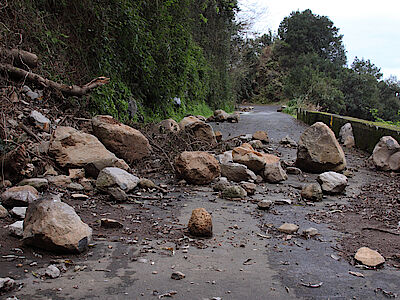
[238,0,400,80]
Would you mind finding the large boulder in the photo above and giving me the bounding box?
[220,162,257,182]
[370,136,400,171]
[23,198,92,253]
[179,116,216,145]
[175,151,220,184]
[232,143,280,173]
[339,123,355,148]
[1,185,38,207]
[188,208,212,237]
[92,115,151,163]
[96,167,139,192]
[296,122,346,173]
[262,162,287,183]
[317,171,348,194]
[49,126,129,177]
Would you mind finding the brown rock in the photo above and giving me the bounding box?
[47,175,72,187]
[220,162,257,182]
[0,205,9,218]
[354,247,385,267]
[92,115,151,163]
[301,183,323,202]
[215,131,223,142]
[1,185,39,207]
[188,208,212,237]
[252,130,269,143]
[158,118,180,134]
[49,126,128,177]
[213,110,230,122]
[263,162,288,183]
[370,136,400,171]
[241,182,256,195]
[296,122,346,173]
[278,223,299,234]
[179,116,216,146]
[175,151,220,185]
[232,143,280,172]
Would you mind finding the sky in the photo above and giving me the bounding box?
[238,0,400,80]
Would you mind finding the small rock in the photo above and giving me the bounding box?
[257,200,272,210]
[18,178,48,190]
[100,218,123,229]
[286,167,302,175]
[263,162,288,183]
[215,131,223,143]
[274,199,292,205]
[317,172,348,194]
[10,207,27,219]
[67,182,85,191]
[301,183,323,202]
[68,168,85,179]
[249,140,263,149]
[0,277,16,293]
[241,182,256,195]
[220,162,257,183]
[302,227,318,237]
[278,223,299,234]
[171,271,185,280]
[47,175,72,187]
[107,187,128,202]
[138,178,156,189]
[0,205,9,218]
[354,247,385,267]
[339,123,355,148]
[252,131,269,143]
[9,221,24,238]
[158,119,180,134]
[212,177,230,192]
[221,186,247,199]
[280,135,298,147]
[215,151,233,164]
[96,167,139,192]
[71,194,89,200]
[188,208,212,237]
[1,186,39,207]
[45,265,61,278]
[29,110,51,132]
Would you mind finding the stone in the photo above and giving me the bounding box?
[0,205,8,218]
[29,110,51,132]
[303,227,318,237]
[107,187,128,202]
[0,277,15,293]
[221,185,247,199]
[212,177,230,192]
[45,265,61,278]
[252,131,269,143]
[9,221,24,238]
[317,172,348,194]
[213,109,230,122]
[220,162,257,182]
[301,183,323,202]
[68,168,85,179]
[49,126,129,177]
[188,208,212,237]
[196,115,207,122]
[171,271,185,280]
[138,178,157,189]
[278,223,299,234]
[257,200,273,210]
[80,178,94,191]
[92,115,151,163]
[215,151,233,164]
[1,186,38,207]
[263,162,288,183]
[339,123,355,148]
[249,140,263,149]
[286,167,302,175]
[354,247,385,267]
[280,135,298,147]
[18,178,48,190]
[47,175,72,187]
[10,207,27,219]
[232,143,280,173]
[215,131,223,142]
[67,182,85,191]
[241,182,256,195]
[370,136,400,171]
[227,112,240,123]
[71,193,89,200]
[96,167,139,192]
[179,116,216,146]
[100,218,123,228]
[23,199,92,253]
[175,151,220,185]
[158,118,180,134]
[296,122,346,173]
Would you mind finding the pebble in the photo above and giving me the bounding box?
[257,200,272,210]
[45,265,60,278]
[171,271,185,280]
[278,223,299,234]
[303,227,318,237]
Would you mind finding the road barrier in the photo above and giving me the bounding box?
[297,108,400,153]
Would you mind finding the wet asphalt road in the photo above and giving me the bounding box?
[10,105,400,300]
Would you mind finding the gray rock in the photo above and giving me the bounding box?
[96,167,139,192]
[317,172,348,194]
[263,162,288,183]
[107,187,128,202]
[221,186,247,199]
[257,200,273,210]
[158,119,180,134]
[212,177,230,192]
[249,140,264,149]
[303,227,318,237]
[280,135,298,147]
[9,221,24,238]
[67,182,85,191]
[370,136,400,171]
[215,151,233,164]
[18,178,48,190]
[171,271,185,280]
[278,223,299,234]
[10,207,27,219]
[138,178,157,189]
[45,265,61,278]
[339,123,355,147]
[0,277,16,293]
[29,110,51,132]
[220,162,257,182]
[1,186,39,207]
[301,183,323,202]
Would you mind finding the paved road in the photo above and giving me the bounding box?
[11,105,400,300]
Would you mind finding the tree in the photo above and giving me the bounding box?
[351,57,383,80]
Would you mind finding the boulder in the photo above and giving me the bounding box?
[262,162,288,183]
[301,183,323,202]
[158,118,180,134]
[370,136,400,171]
[227,112,240,123]
[317,172,348,194]
[23,199,92,253]
[232,143,280,173]
[296,122,346,173]
[18,178,49,190]
[107,187,128,202]
[213,109,230,122]
[249,140,263,149]
[1,186,38,207]
[188,208,212,237]
[179,116,216,145]
[96,167,139,192]
[339,123,355,147]
[354,247,385,267]
[49,126,129,177]
[220,162,257,182]
[92,115,151,163]
[221,185,247,199]
[175,151,220,185]
[252,131,269,143]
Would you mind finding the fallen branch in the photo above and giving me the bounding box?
[361,227,400,236]
[0,63,110,96]
[0,48,38,68]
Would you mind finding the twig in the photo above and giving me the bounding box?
[361,227,400,236]
[19,123,41,142]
